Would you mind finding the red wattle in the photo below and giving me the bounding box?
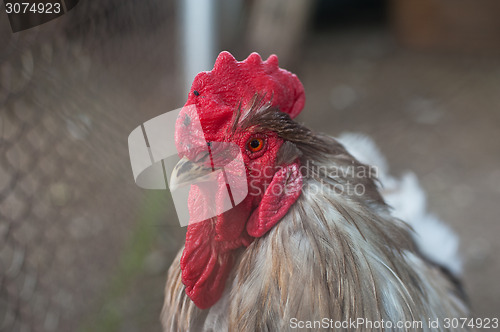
[180,221,233,309]
[181,181,253,309]
[180,216,253,309]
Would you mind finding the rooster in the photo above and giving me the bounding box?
[161,52,470,331]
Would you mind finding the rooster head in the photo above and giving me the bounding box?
[171,51,305,309]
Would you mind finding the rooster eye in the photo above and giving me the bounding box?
[247,138,264,153]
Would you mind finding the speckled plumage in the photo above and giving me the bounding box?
[161,108,470,331]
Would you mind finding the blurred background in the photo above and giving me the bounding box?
[1,0,499,331]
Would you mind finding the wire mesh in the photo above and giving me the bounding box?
[0,1,182,331]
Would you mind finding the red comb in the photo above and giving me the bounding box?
[182,51,305,141]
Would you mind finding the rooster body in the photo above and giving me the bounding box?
[161,53,470,331]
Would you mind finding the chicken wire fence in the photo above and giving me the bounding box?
[0,1,180,331]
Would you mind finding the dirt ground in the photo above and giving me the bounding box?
[1,2,499,331]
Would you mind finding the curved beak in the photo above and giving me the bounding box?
[169,156,217,191]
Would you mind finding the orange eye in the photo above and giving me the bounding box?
[247,138,264,153]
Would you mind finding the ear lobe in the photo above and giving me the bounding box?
[246,161,303,238]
